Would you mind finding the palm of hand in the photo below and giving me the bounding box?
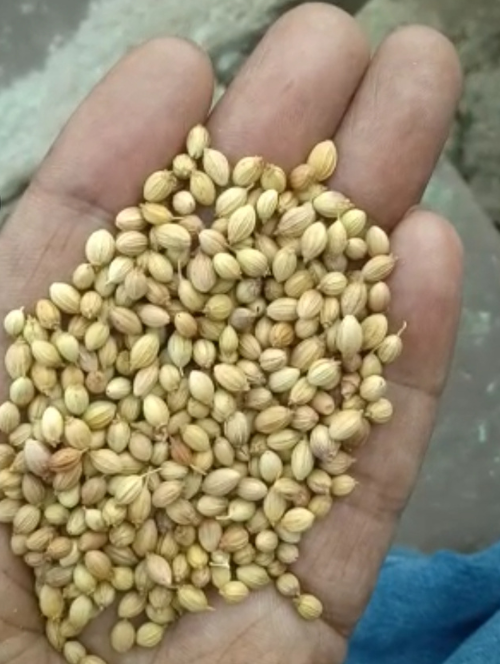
[0,5,463,664]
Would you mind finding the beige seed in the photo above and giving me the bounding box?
[214,364,249,393]
[31,339,62,368]
[187,124,210,159]
[177,585,210,612]
[114,476,144,505]
[301,222,328,262]
[307,358,341,390]
[228,205,257,245]
[115,206,145,231]
[236,249,269,278]
[0,402,20,435]
[83,402,116,429]
[41,406,64,445]
[219,580,250,604]
[329,410,363,442]
[276,572,301,597]
[254,406,293,434]
[3,309,26,337]
[261,163,286,193]
[202,468,241,497]
[85,229,116,266]
[143,170,176,203]
[63,641,87,664]
[203,148,230,186]
[294,593,323,620]
[368,282,391,313]
[366,225,390,256]
[313,191,351,218]
[135,622,165,648]
[111,620,136,654]
[360,375,387,402]
[233,156,265,187]
[130,334,160,371]
[236,564,271,589]
[307,140,338,181]
[72,262,96,290]
[5,340,32,378]
[191,170,217,206]
[215,187,248,217]
[49,283,81,314]
[256,189,279,221]
[9,376,35,407]
[146,553,173,587]
[297,290,323,320]
[365,398,393,424]
[330,472,358,496]
[336,315,363,359]
[291,439,315,481]
[90,449,122,475]
[173,153,197,179]
[154,223,192,252]
[377,334,403,364]
[143,394,170,428]
[362,254,396,282]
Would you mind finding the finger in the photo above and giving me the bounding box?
[294,209,463,633]
[208,3,370,167]
[330,26,462,229]
[0,38,214,318]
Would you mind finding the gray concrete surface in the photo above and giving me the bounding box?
[1,0,500,553]
[397,159,500,551]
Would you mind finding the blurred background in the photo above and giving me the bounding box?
[1,0,500,552]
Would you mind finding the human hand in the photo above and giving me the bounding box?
[0,4,463,663]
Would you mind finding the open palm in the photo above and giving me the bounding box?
[0,4,463,663]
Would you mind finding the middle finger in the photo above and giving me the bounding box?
[208,3,370,167]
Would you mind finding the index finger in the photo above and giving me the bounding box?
[0,38,214,324]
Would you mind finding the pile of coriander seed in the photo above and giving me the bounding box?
[0,124,402,663]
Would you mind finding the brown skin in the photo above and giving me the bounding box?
[0,4,463,663]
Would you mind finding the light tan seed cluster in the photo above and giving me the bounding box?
[0,125,403,661]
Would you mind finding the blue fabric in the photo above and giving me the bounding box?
[346,543,500,663]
